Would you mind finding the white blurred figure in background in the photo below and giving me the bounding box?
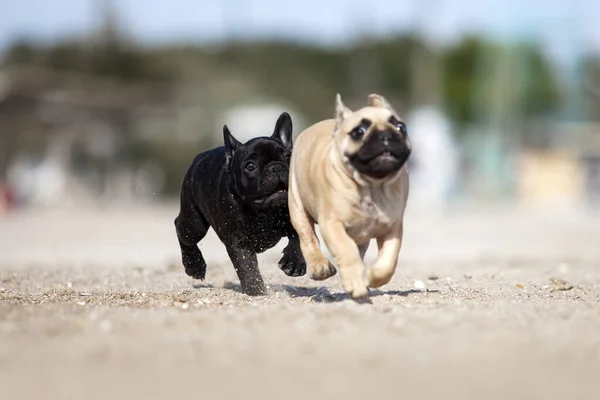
[405,106,459,212]
[7,155,67,208]
[220,103,307,142]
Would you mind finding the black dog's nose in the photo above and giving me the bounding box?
[268,162,287,174]
[267,162,289,182]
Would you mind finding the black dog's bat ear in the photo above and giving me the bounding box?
[272,112,293,150]
[223,124,241,169]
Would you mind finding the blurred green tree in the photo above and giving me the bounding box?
[442,36,561,128]
[582,55,600,120]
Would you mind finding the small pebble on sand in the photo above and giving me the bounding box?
[413,280,426,290]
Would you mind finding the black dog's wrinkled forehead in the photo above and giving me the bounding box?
[238,137,290,162]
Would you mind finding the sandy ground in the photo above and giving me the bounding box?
[1,201,600,400]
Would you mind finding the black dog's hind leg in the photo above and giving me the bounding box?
[278,231,307,277]
[225,246,267,296]
[175,203,210,280]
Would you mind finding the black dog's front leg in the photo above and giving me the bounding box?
[278,232,307,277]
[226,246,267,296]
[175,212,209,280]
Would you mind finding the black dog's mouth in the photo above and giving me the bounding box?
[264,188,288,201]
[254,184,288,205]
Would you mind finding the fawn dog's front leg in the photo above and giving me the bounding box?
[319,219,368,299]
[368,222,404,288]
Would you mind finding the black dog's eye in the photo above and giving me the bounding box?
[350,126,366,141]
[245,162,257,172]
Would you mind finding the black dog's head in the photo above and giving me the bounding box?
[223,112,293,209]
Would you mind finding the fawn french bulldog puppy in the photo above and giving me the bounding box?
[288,94,411,299]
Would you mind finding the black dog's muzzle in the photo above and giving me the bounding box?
[254,161,289,206]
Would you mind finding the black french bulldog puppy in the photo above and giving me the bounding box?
[174,112,306,296]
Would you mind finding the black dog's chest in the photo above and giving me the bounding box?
[239,210,290,253]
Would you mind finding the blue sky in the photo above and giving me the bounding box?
[1,0,599,64]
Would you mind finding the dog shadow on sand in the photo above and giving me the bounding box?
[193,281,438,303]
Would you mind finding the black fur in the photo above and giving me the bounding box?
[174,112,306,296]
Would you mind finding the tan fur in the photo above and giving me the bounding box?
[288,93,410,299]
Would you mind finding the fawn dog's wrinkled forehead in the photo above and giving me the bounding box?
[338,106,401,134]
[334,93,403,135]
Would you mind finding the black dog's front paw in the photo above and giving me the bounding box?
[182,246,207,280]
[278,250,307,277]
[242,280,268,296]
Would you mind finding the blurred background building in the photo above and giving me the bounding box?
[0,0,599,214]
